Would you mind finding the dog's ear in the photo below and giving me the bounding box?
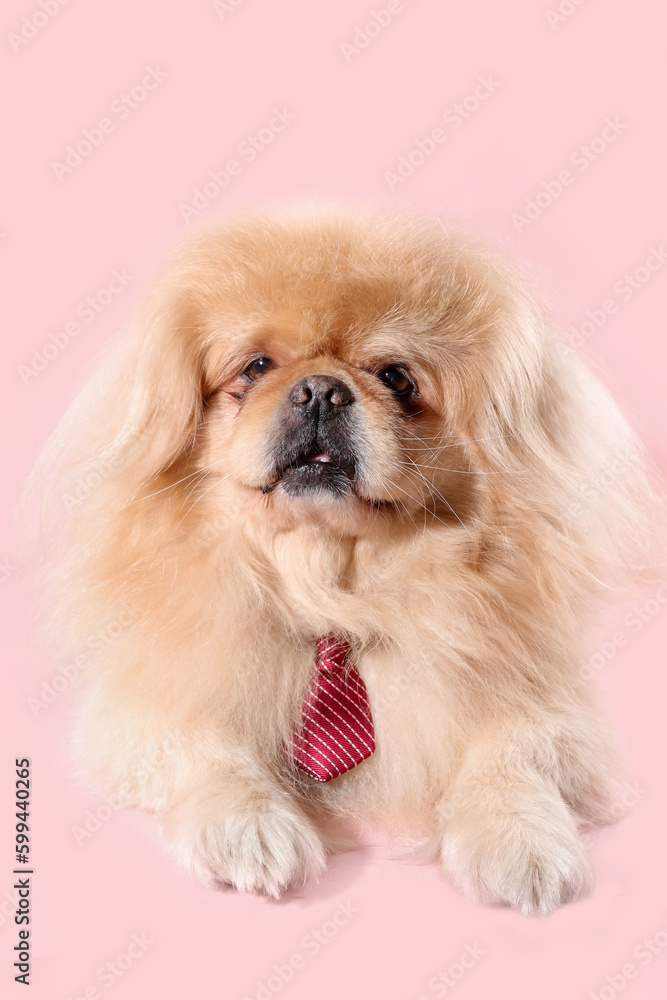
[36,276,206,505]
[104,286,206,484]
[24,268,212,615]
[24,271,212,651]
[460,260,662,591]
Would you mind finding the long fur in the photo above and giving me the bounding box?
[29,205,663,913]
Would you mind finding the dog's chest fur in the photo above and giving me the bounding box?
[261,525,463,820]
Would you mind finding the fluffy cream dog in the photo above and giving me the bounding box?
[33,205,661,914]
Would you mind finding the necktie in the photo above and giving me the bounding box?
[292,637,375,782]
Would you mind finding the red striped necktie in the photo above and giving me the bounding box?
[292,637,375,782]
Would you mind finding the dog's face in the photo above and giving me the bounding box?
[151,209,524,540]
[199,312,478,536]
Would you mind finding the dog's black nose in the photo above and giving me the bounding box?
[290,375,354,416]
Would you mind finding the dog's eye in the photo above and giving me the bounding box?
[243,357,275,381]
[377,366,414,397]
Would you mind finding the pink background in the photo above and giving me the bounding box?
[2,1,666,997]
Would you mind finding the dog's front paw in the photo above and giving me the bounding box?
[439,797,594,916]
[164,793,327,897]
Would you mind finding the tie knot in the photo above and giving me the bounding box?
[315,636,351,669]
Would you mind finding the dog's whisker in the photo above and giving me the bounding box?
[122,468,214,508]
[184,471,213,501]
[380,473,455,532]
[403,432,517,452]
[393,460,511,475]
[400,457,477,540]
[376,478,411,527]
[381,486,408,527]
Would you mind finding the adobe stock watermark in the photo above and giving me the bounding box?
[580,780,648,851]
[178,107,296,222]
[64,933,154,1000]
[71,791,126,846]
[384,75,501,191]
[567,444,641,521]
[242,900,358,1000]
[27,599,140,716]
[0,556,19,584]
[51,65,168,180]
[369,652,426,716]
[588,918,667,1000]
[578,582,667,684]
[0,888,20,930]
[545,0,590,30]
[568,245,667,348]
[213,0,248,18]
[159,504,244,577]
[58,399,199,511]
[18,267,134,384]
[436,761,499,826]
[59,426,147,513]
[511,117,628,232]
[416,943,487,998]
[8,0,72,54]
[71,741,179,846]
[339,0,418,63]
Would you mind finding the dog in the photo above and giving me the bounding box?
[32,205,661,914]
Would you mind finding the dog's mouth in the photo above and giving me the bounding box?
[262,446,356,497]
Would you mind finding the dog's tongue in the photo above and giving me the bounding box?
[306,453,332,463]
